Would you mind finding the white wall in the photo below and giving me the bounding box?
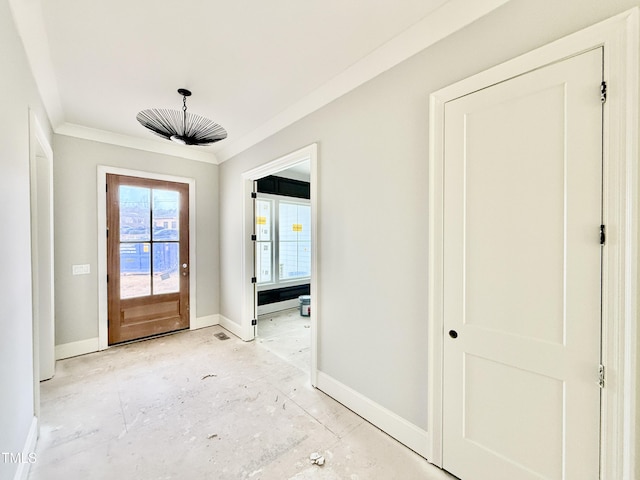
[0,0,53,478]
[52,135,220,347]
[219,0,640,464]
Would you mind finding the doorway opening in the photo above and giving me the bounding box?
[97,167,196,351]
[29,111,55,420]
[241,144,318,386]
[254,162,312,373]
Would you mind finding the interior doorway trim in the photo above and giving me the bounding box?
[97,166,196,351]
[427,9,638,479]
[241,143,318,386]
[29,109,54,418]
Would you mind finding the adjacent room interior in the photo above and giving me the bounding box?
[254,162,313,374]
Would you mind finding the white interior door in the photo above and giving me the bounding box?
[442,48,603,480]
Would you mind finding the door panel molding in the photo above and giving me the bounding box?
[428,9,638,479]
[97,167,196,350]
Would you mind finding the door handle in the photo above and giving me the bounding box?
[449,330,458,339]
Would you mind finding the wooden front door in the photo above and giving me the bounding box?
[107,174,189,344]
[442,48,603,479]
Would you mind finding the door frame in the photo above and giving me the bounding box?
[427,9,638,480]
[97,166,196,350]
[29,110,55,417]
[240,143,318,386]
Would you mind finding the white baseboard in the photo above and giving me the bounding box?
[58,316,221,360]
[190,314,220,330]
[13,416,37,480]
[315,371,430,458]
[257,299,299,315]
[219,315,253,341]
[55,337,100,360]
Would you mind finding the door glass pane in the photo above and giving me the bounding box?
[256,198,272,284]
[257,242,272,283]
[120,186,150,241]
[279,202,311,280]
[152,189,179,241]
[256,199,272,241]
[279,242,298,280]
[279,241,311,280]
[120,243,150,298]
[297,206,311,242]
[297,241,311,277]
[153,242,179,294]
[279,203,298,242]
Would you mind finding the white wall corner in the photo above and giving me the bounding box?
[219,315,253,341]
[315,371,430,459]
[191,314,220,330]
[13,416,38,480]
[55,337,100,360]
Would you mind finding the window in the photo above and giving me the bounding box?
[256,196,311,286]
[118,185,180,298]
[278,201,311,280]
[256,199,273,283]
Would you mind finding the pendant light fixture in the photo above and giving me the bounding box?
[136,88,227,146]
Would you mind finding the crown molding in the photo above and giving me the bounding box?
[216,0,511,162]
[56,123,219,164]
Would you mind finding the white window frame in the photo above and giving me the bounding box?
[256,193,311,290]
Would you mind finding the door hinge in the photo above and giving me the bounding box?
[600,81,607,103]
[106,274,109,283]
[251,192,257,199]
[251,319,257,326]
[599,364,605,389]
[251,277,257,284]
[600,224,606,245]
[251,234,257,241]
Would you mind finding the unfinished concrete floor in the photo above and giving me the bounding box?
[29,325,454,480]
[257,307,310,372]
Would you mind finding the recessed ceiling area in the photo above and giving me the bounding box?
[10,0,507,163]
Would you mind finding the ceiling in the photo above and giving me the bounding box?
[278,161,311,181]
[10,0,508,163]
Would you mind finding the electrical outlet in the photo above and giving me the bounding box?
[72,264,90,275]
